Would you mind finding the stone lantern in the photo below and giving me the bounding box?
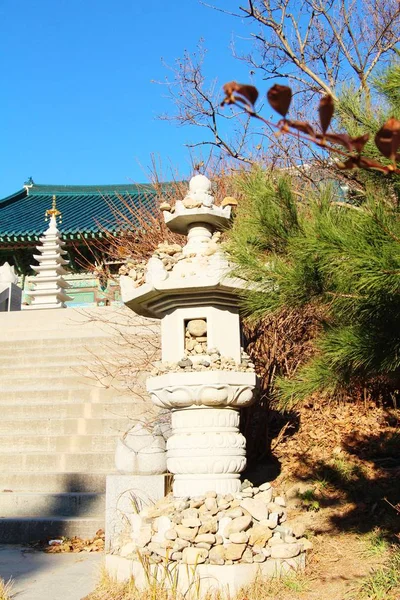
[120,175,257,498]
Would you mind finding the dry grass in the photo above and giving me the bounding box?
[0,578,13,600]
[83,567,312,600]
[83,535,399,600]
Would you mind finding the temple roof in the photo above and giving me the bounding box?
[0,182,158,243]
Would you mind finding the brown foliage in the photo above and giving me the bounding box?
[241,306,322,462]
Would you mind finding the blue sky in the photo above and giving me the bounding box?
[0,0,254,198]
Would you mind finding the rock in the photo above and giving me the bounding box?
[230,531,248,544]
[267,502,285,516]
[178,358,193,368]
[195,533,216,544]
[224,515,252,537]
[267,513,279,528]
[241,548,254,563]
[298,537,313,550]
[205,497,218,512]
[290,522,306,539]
[120,542,137,557]
[183,197,203,209]
[241,480,253,491]
[190,497,205,509]
[182,547,208,565]
[136,527,152,547]
[152,517,172,543]
[217,517,232,543]
[172,538,189,552]
[175,525,198,542]
[181,518,202,528]
[275,525,293,537]
[259,482,272,492]
[170,551,182,561]
[174,500,190,511]
[164,529,177,541]
[148,542,169,558]
[258,489,273,504]
[225,507,243,519]
[270,544,302,559]
[253,553,266,563]
[221,196,238,207]
[248,525,273,547]
[284,535,298,544]
[268,534,284,547]
[194,344,203,354]
[209,545,225,565]
[274,496,286,507]
[181,508,198,520]
[187,319,207,337]
[210,354,221,363]
[225,543,246,561]
[196,542,212,550]
[128,268,137,280]
[240,498,269,522]
[224,494,234,503]
[241,490,254,498]
[215,535,223,545]
[159,201,171,212]
[199,519,218,534]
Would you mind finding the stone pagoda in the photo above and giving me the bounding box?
[120,174,257,498]
[25,196,72,310]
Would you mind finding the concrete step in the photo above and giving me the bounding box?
[0,417,129,435]
[0,492,105,518]
[0,472,107,493]
[0,374,103,391]
[0,434,118,453]
[0,401,147,419]
[0,336,112,351]
[0,350,119,367]
[0,387,137,404]
[0,516,105,543]
[0,364,113,378]
[1,451,115,473]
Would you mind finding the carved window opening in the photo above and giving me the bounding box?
[184,318,207,355]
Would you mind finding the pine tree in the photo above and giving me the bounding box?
[227,64,400,408]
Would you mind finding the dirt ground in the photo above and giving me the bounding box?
[242,399,400,599]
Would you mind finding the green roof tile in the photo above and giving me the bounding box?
[0,183,159,242]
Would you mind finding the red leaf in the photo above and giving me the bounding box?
[337,157,358,170]
[324,133,353,151]
[319,95,334,134]
[350,133,370,153]
[358,157,391,173]
[236,84,259,106]
[221,81,258,108]
[287,120,315,136]
[267,85,292,117]
[375,117,400,160]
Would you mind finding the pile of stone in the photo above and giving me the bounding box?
[118,482,311,565]
[153,242,184,272]
[185,319,207,355]
[150,348,255,376]
[118,260,147,287]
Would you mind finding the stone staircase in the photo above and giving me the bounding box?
[0,307,157,543]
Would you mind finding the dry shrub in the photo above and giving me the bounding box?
[73,158,239,278]
[241,306,322,462]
